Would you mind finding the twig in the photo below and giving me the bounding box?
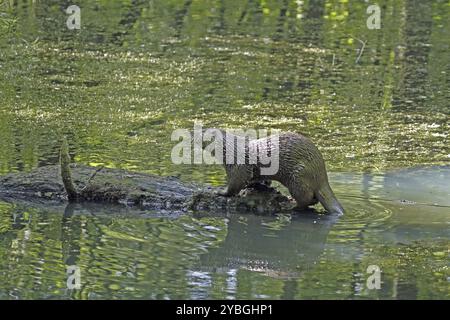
[355,39,366,64]
[87,166,104,184]
[346,34,367,64]
[80,166,104,191]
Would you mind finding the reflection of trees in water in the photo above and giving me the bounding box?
[393,0,432,111]
[0,203,227,299]
[59,208,227,299]
[173,0,193,37]
[112,0,148,43]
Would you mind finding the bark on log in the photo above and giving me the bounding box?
[0,164,296,215]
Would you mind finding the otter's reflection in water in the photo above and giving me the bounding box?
[187,212,339,298]
[199,213,339,275]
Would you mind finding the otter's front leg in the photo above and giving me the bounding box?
[216,165,248,197]
[216,178,247,197]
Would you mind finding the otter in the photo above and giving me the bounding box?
[201,129,344,215]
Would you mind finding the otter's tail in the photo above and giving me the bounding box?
[315,183,344,215]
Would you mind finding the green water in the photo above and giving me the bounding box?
[0,0,449,299]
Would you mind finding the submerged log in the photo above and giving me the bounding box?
[0,164,296,215]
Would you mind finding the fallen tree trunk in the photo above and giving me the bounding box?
[0,164,296,215]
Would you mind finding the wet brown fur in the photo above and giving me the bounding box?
[212,130,344,214]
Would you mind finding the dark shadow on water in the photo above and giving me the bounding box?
[197,212,340,276]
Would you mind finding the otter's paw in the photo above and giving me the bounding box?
[215,188,232,197]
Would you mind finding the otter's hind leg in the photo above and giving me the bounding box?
[286,181,316,210]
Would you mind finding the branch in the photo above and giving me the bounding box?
[59,137,79,201]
